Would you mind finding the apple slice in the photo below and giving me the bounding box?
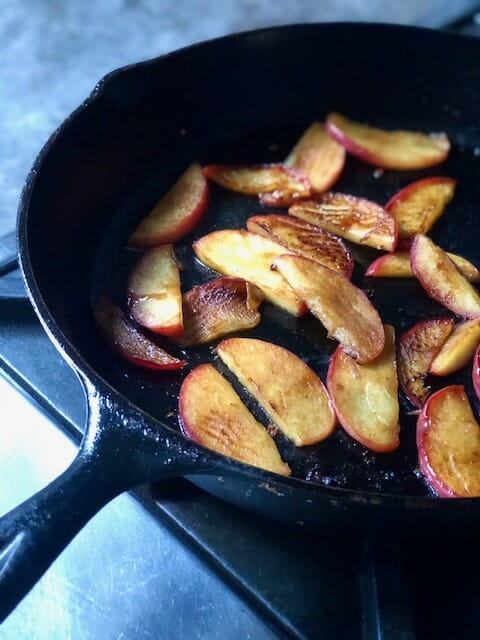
[327,325,399,452]
[179,277,264,346]
[217,337,335,446]
[284,122,345,192]
[429,319,480,376]
[273,254,385,363]
[246,214,354,278]
[289,192,397,252]
[397,317,454,408]
[178,363,291,476]
[128,245,183,337]
[473,345,480,401]
[128,162,209,248]
[92,296,186,370]
[193,229,306,316]
[411,234,480,319]
[417,385,480,497]
[385,176,456,248]
[202,163,311,207]
[366,250,480,282]
[326,112,450,170]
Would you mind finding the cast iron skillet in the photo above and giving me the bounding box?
[1,22,480,621]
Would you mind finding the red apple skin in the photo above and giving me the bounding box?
[474,345,480,401]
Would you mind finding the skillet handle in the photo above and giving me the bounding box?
[0,449,121,623]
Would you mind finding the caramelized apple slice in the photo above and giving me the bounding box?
[128,245,183,337]
[411,234,480,319]
[385,176,456,248]
[202,163,311,207]
[397,317,454,408]
[366,250,480,282]
[285,122,345,192]
[179,363,291,476]
[247,214,353,278]
[473,345,480,401]
[274,254,385,363]
[417,385,480,497]
[129,162,209,248]
[327,325,399,452]
[289,192,397,252]
[92,296,186,370]
[429,319,480,376]
[193,229,306,316]
[217,337,335,446]
[179,277,264,346]
[326,112,450,170]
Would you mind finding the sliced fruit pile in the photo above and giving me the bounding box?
[93,113,480,498]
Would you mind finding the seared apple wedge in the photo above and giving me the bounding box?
[417,385,480,497]
[326,112,450,170]
[246,214,353,278]
[179,277,264,346]
[217,338,335,446]
[284,122,345,193]
[128,162,209,248]
[92,296,186,370]
[289,192,397,252]
[193,229,306,316]
[274,254,385,363]
[411,234,480,319]
[366,250,480,282]
[429,319,480,376]
[128,245,183,337]
[385,176,456,248]
[179,363,291,476]
[397,317,454,408]
[327,325,399,452]
[202,163,311,207]
[473,345,480,401]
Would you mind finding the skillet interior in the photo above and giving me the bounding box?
[20,23,480,502]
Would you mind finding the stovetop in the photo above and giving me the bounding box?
[2,5,480,639]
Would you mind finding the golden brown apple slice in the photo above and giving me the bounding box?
[179,363,291,476]
[429,319,480,376]
[284,122,345,192]
[128,245,183,337]
[385,176,456,248]
[273,254,385,363]
[92,296,186,370]
[289,192,397,252]
[246,213,354,278]
[327,325,399,452]
[326,112,451,170]
[473,345,480,401]
[411,234,480,319]
[217,337,335,446]
[417,385,480,497]
[193,229,306,316]
[366,250,480,282]
[397,317,454,408]
[128,162,209,248]
[202,163,311,207]
[178,277,264,346]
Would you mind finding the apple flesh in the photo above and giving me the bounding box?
[193,229,307,316]
[327,325,399,452]
[397,317,454,408]
[92,296,186,370]
[429,319,480,376]
[178,363,291,476]
[246,213,354,278]
[128,162,209,248]
[289,192,397,252]
[273,254,385,363]
[473,345,480,401]
[411,234,480,319]
[366,250,480,282]
[216,337,335,446]
[284,122,345,192]
[128,245,183,337]
[179,277,264,346]
[417,385,480,497]
[326,112,451,170]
